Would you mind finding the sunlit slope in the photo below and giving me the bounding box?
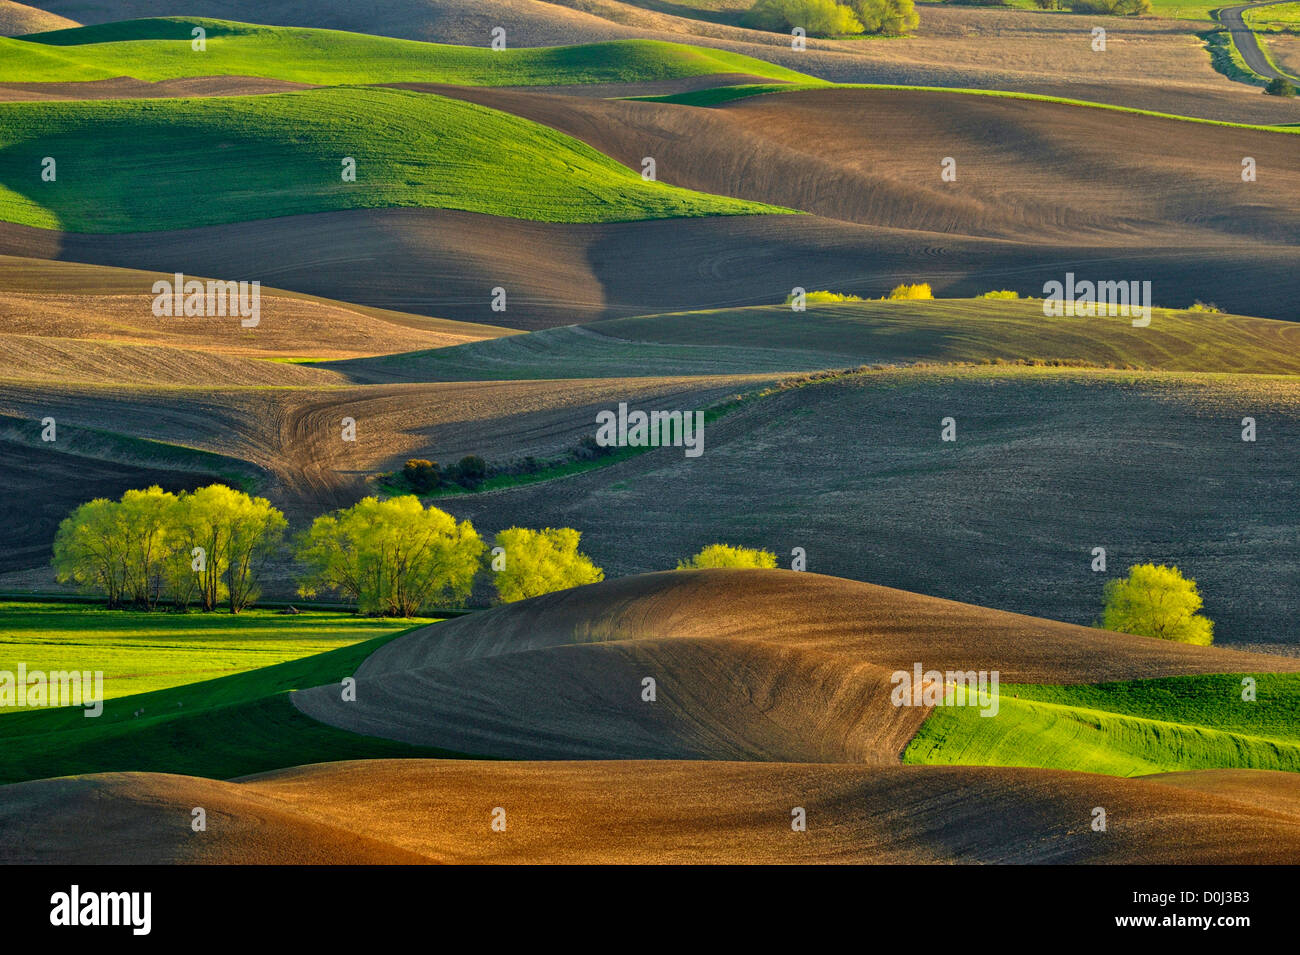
[325,300,1300,383]
[0,87,788,231]
[906,674,1300,776]
[0,0,76,36]
[293,570,1300,761]
[0,17,811,85]
[8,760,1300,863]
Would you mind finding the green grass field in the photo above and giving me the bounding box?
[0,620,467,784]
[0,601,435,704]
[0,87,786,232]
[1245,2,1300,29]
[904,673,1300,776]
[0,17,810,86]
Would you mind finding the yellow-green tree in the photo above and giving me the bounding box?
[52,497,131,608]
[1102,563,1214,645]
[677,543,778,569]
[743,0,863,35]
[491,527,604,603]
[296,496,483,616]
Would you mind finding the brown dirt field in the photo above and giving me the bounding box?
[1149,768,1300,818]
[0,426,237,574]
[1261,32,1300,76]
[0,437,228,573]
[291,569,1300,760]
[4,206,1297,330]
[431,86,1300,244]
[0,372,769,522]
[0,75,314,101]
[431,369,1300,647]
[0,0,75,35]
[0,333,346,386]
[22,0,639,44]
[0,255,513,384]
[0,771,431,864]
[6,759,1300,863]
[0,255,511,350]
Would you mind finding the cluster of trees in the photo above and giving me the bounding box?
[744,0,919,36]
[53,485,286,612]
[401,455,488,493]
[54,490,1216,644]
[53,486,607,616]
[1032,0,1150,12]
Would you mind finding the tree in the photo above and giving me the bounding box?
[849,0,918,35]
[1101,563,1214,645]
[113,486,178,609]
[296,496,483,616]
[52,497,130,608]
[677,543,779,569]
[491,527,604,603]
[743,0,864,36]
[403,458,440,493]
[1266,77,1297,97]
[215,488,287,613]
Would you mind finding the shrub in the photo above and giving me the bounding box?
[1101,563,1214,645]
[491,527,605,603]
[849,0,918,34]
[296,496,483,616]
[1266,77,1297,97]
[743,0,864,35]
[1186,300,1222,313]
[786,289,865,305]
[887,282,934,300]
[978,289,1021,300]
[576,435,614,461]
[1065,0,1150,12]
[445,454,488,488]
[677,543,779,569]
[402,458,440,493]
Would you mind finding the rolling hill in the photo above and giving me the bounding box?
[322,298,1300,383]
[292,569,1300,761]
[7,759,1300,863]
[0,87,786,232]
[0,17,810,86]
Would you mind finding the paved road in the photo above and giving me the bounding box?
[1218,0,1298,81]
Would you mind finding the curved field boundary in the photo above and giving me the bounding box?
[634,80,1300,133]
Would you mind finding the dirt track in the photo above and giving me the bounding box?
[6,759,1300,863]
